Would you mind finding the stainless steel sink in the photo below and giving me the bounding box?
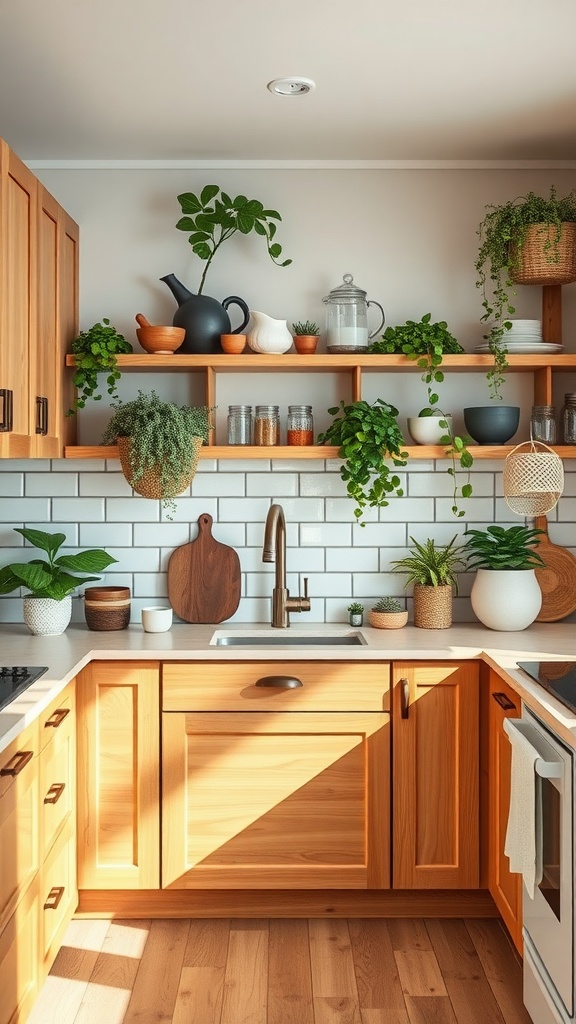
[214,633,365,647]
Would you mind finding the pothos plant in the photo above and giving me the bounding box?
[175,184,292,295]
[369,314,474,517]
[317,398,408,524]
[68,318,133,414]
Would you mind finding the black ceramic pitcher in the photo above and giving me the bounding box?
[160,274,249,355]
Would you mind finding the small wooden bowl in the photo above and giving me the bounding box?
[220,334,247,354]
[136,326,185,355]
[293,335,319,354]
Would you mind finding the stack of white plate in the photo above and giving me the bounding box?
[474,319,563,354]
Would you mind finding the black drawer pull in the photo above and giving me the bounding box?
[44,708,70,729]
[0,388,13,431]
[36,396,48,435]
[44,782,66,805]
[492,691,517,711]
[400,677,410,719]
[0,750,33,776]
[255,675,303,689]
[44,886,65,911]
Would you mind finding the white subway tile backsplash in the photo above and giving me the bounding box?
[299,473,348,498]
[326,547,379,572]
[133,573,168,598]
[246,522,298,547]
[80,523,133,547]
[246,473,298,497]
[133,522,190,546]
[409,472,495,498]
[52,458,107,472]
[194,474,246,496]
[53,498,105,522]
[167,497,219,522]
[0,597,26,621]
[197,459,218,473]
[25,473,78,497]
[379,498,434,522]
[280,547,324,572]
[305,572,351,597]
[0,499,50,522]
[107,547,161,572]
[352,523,406,546]
[219,497,270,522]
[326,498,378,523]
[435,497,495,522]
[238,548,275,573]
[25,523,79,544]
[272,498,324,521]
[272,459,324,472]
[0,474,23,497]
[2,459,48,472]
[219,459,271,472]
[352,573,406,598]
[207,522,246,547]
[300,523,352,547]
[80,473,133,496]
[557,498,576,520]
[245,572,299,597]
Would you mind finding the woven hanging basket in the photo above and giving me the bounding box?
[117,435,203,500]
[413,584,453,629]
[510,222,576,286]
[503,440,564,516]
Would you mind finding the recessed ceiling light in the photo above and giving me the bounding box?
[267,77,316,97]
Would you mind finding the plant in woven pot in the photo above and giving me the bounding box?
[0,528,117,635]
[463,524,546,631]
[368,596,408,629]
[475,187,576,394]
[391,535,465,629]
[101,391,212,519]
[317,398,408,524]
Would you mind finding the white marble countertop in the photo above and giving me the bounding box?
[0,620,575,753]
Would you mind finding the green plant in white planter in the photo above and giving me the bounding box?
[463,524,545,631]
[347,602,364,626]
[0,528,117,635]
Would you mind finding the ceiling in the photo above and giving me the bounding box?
[2,0,576,162]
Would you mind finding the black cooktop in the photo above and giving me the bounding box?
[0,666,48,712]
[518,661,576,714]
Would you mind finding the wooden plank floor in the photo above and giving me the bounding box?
[29,918,531,1024]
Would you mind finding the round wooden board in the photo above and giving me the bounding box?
[534,516,576,621]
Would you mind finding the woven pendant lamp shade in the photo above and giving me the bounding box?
[503,440,564,516]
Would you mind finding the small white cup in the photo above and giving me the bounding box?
[141,606,173,633]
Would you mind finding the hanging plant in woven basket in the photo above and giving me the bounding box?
[510,222,576,286]
[503,440,564,516]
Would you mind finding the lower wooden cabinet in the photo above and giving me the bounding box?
[77,661,160,889]
[392,661,480,889]
[0,720,40,936]
[487,671,523,953]
[0,881,39,1024]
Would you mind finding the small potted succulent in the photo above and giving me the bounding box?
[67,318,133,414]
[292,320,320,354]
[347,601,364,626]
[0,528,117,635]
[368,596,409,629]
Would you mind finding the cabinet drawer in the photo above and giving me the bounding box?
[40,822,77,972]
[0,880,38,1024]
[162,661,390,712]
[39,688,73,751]
[40,703,74,860]
[0,721,39,933]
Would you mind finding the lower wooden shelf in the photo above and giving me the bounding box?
[63,444,576,461]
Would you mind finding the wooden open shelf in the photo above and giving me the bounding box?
[63,443,576,461]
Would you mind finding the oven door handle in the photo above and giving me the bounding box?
[503,718,563,778]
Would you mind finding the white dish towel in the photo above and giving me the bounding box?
[504,717,542,899]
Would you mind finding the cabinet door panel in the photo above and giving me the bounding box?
[393,661,479,889]
[0,722,39,933]
[162,711,390,890]
[0,881,38,1024]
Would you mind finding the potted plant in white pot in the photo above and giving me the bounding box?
[0,528,117,635]
[463,524,546,631]
[391,535,465,628]
[347,602,364,626]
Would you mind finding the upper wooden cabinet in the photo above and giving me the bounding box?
[392,660,480,889]
[0,137,78,459]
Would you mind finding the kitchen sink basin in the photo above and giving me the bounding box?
[213,632,365,647]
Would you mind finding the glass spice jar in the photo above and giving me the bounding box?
[287,404,314,446]
[530,404,556,445]
[562,393,576,444]
[227,404,252,445]
[253,405,280,445]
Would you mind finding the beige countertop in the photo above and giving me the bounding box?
[1,620,575,753]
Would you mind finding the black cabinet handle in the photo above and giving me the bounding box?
[400,677,410,719]
[492,691,517,711]
[0,388,13,431]
[36,396,48,435]
[255,675,303,689]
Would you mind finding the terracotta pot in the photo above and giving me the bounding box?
[220,333,247,354]
[293,335,319,354]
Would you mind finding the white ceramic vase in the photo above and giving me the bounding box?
[407,415,453,445]
[23,595,72,636]
[246,311,293,354]
[470,569,542,631]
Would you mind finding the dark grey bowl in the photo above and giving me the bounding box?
[463,405,520,445]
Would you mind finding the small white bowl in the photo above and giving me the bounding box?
[142,606,173,633]
[407,415,452,445]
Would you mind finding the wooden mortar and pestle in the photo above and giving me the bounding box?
[135,314,185,355]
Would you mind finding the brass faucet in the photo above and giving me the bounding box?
[262,503,311,627]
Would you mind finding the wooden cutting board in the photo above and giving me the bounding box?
[167,513,241,623]
[534,515,576,622]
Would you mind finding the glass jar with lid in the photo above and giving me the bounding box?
[323,273,385,353]
[253,405,280,446]
[530,404,556,445]
[227,405,252,445]
[562,393,576,444]
[287,405,314,445]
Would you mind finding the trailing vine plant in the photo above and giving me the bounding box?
[317,398,408,525]
[369,314,473,516]
[68,318,133,414]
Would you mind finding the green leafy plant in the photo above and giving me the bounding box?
[347,602,364,615]
[175,185,292,295]
[292,320,319,336]
[475,187,576,398]
[0,528,117,600]
[101,391,213,518]
[463,524,546,571]
[372,596,403,612]
[391,535,465,592]
[317,398,408,524]
[68,318,133,414]
[370,314,473,515]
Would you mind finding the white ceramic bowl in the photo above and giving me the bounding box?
[141,606,173,632]
[407,415,452,445]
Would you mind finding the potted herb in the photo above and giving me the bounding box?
[68,318,133,414]
[0,528,117,635]
[347,601,364,626]
[368,596,408,629]
[292,320,320,354]
[317,398,408,524]
[475,186,576,396]
[463,524,545,631]
[101,391,212,519]
[370,314,473,515]
[391,535,465,629]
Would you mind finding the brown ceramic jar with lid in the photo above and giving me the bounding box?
[84,586,131,631]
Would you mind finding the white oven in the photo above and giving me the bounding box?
[505,707,574,1024]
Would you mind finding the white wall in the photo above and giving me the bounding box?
[0,166,575,624]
